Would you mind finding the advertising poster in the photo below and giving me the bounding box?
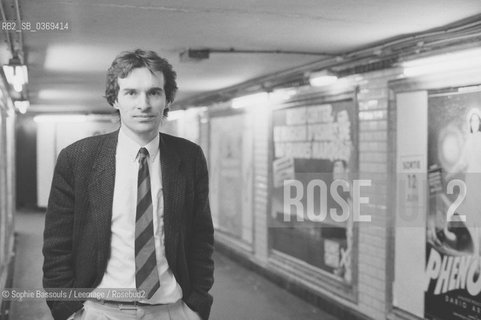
[210,113,254,244]
[270,99,356,282]
[426,89,481,320]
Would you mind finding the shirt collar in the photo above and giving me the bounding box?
[118,127,160,163]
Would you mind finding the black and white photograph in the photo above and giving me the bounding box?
[0,1,481,320]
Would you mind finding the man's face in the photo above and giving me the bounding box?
[114,67,168,143]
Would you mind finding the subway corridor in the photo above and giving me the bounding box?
[8,210,337,320]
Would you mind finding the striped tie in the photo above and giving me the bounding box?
[135,147,160,299]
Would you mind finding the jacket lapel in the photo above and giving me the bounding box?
[159,133,184,271]
[88,130,118,279]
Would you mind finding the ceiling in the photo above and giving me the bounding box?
[1,0,481,113]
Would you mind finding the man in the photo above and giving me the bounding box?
[42,49,214,320]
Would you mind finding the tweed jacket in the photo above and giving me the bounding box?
[42,130,214,320]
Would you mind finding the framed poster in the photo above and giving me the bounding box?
[425,87,481,320]
[270,96,357,283]
[209,112,254,244]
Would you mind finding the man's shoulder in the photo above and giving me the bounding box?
[160,132,206,166]
[62,130,118,155]
[160,132,200,152]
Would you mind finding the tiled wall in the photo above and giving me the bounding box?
[356,69,402,319]
[252,106,270,263]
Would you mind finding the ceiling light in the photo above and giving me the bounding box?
[402,47,481,77]
[14,100,29,114]
[232,92,269,109]
[38,89,93,100]
[269,88,297,102]
[309,70,338,87]
[2,56,28,93]
[33,115,88,123]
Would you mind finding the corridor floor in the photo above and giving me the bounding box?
[9,210,338,320]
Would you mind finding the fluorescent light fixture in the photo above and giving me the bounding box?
[14,100,30,114]
[33,115,88,123]
[402,47,481,77]
[38,89,94,100]
[2,64,28,92]
[309,70,338,87]
[167,110,185,121]
[269,88,297,102]
[232,92,269,109]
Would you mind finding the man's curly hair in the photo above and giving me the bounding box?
[105,49,178,107]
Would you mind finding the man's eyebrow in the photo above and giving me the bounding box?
[121,87,163,91]
[146,87,164,94]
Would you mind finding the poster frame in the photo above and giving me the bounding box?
[208,106,256,253]
[266,86,360,302]
[387,71,481,320]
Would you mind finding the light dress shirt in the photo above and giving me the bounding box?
[94,128,183,303]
